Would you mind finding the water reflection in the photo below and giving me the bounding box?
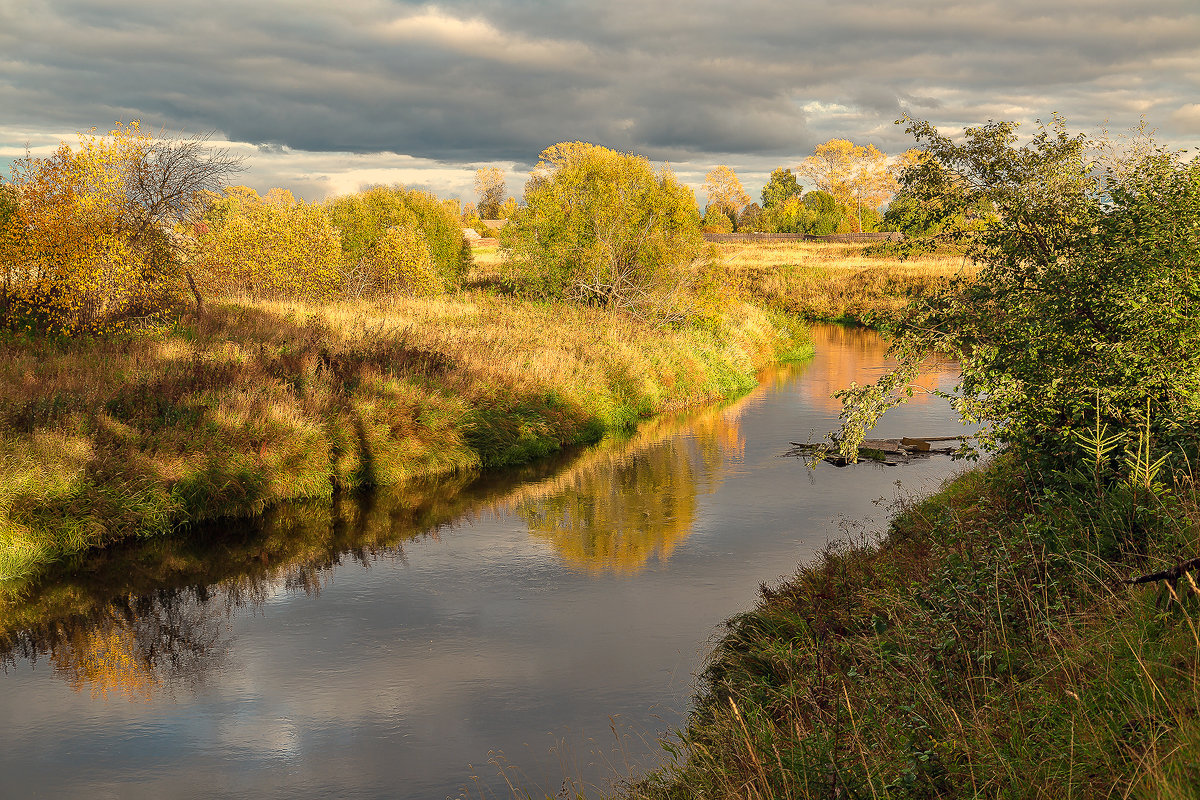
[0,366,788,696]
[48,592,232,701]
[798,324,948,413]
[511,393,751,573]
[0,326,977,800]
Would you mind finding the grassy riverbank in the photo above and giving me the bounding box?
[626,455,1200,798]
[720,241,971,324]
[0,292,808,589]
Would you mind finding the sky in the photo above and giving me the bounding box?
[1,0,1197,204]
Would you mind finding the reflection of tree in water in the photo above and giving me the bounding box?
[1,366,777,694]
[48,592,233,701]
[1,472,484,700]
[514,398,748,573]
[799,324,954,413]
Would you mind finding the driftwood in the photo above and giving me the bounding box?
[785,436,966,467]
[1127,557,1200,588]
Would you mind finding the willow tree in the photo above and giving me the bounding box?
[500,142,705,317]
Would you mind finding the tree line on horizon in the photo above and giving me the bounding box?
[465,138,941,239]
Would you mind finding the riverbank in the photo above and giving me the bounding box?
[0,292,809,589]
[627,454,1200,797]
[720,240,971,325]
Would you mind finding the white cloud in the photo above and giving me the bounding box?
[380,7,591,69]
[1169,103,1200,133]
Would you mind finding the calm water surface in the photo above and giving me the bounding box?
[0,325,975,799]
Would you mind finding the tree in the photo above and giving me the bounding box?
[703,165,751,227]
[1,122,242,332]
[475,167,506,218]
[324,185,470,292]
[761,167,801,209]
[500,142,705,316]
[753,192,847,236]
[701,206,734,234]
[837,117,1200,478]
[796,139,898,232]
[737,202,763,231]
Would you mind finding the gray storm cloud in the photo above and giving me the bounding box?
[1,0,1196,195]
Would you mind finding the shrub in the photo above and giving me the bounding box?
[194,187,342,301]
[838,117,1200,476]
[500,142,706,316]
[1,123,240,333]
[363,225,443,296]
[325,186,469,291]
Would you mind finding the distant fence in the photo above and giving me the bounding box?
[704,232,904,244]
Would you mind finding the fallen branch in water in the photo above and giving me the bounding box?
[784,436,967,466]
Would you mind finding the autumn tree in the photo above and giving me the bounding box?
[500,142,705,316]
[761,167,801,208]
[796,139,898,232]
[754,191,849,236]
[475,167,506,218]
[703,165,751,229]
[1,122,241,332]
[702,206,733,234]
[737,202,763,231]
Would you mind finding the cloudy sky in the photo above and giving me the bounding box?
[2,0,1197,203]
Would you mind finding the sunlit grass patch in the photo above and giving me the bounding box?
[718,240,975,324]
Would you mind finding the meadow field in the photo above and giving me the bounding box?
[471,239,973,324]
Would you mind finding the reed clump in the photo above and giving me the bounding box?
[0,293,808,588]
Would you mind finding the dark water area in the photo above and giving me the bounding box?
[0,325,976,799]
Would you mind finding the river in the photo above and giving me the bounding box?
[0,324,974,799]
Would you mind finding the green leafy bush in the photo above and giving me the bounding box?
[839,117,1200,476]
[499,142,706,316]
[324,186,469,292]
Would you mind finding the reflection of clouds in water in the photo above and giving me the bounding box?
[217,715,303,762]
[798,324,958,414]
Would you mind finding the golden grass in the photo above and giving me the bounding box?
[0,291,807,587]
[717,240,976,323]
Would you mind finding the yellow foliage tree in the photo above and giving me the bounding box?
[365,224,443,296]
[1,122,241,332]
[796,139,899,232]
[703,165,751,222]
[4,125,156,332]
[194,186,342,300]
